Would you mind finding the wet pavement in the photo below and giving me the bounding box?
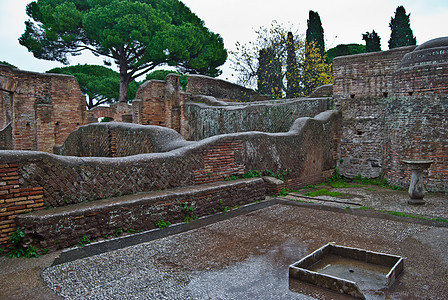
[1,185,447,299]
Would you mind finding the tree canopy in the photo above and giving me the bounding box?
[257,47,282,98]
[363,31,381,52]
[303,11,331,96]
[20,0,227,103]
[306,11,325,56]
[326,44,366,63]
[145,69,180,81]
[388,6,416,49]
[230,21,332,98]
[0,61,17,68]
[286,32,301,98]
[47,64,139,109]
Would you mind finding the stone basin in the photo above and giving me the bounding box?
[289,243,404,299]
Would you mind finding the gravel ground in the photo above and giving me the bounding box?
[41,203,447,299]
[2,186,447,300]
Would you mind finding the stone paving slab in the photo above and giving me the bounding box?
[41,202,447,299]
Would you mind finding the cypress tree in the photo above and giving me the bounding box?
[257,47,282,98]
[363,30,381,52]
[306,10,325,56]
[286,32,301,98]
[388,6,416,49]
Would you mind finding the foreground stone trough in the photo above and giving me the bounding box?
[289,243,404,299]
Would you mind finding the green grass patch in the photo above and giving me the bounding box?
[303,188,348,198]
[381,210,448,223]
[358,205,371,210]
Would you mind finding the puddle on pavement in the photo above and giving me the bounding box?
[183,239,314,299]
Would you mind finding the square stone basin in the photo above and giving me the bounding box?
[289,243,404,299]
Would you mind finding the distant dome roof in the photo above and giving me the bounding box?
[400,37,448,69]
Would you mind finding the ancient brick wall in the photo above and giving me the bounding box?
[86,102,132,123]
[333,46,416,101]
[0,65,86,153]
[333,39,448,191]
[0,162,44,245]
[184,98,328,141]
[0,110,340,247]
[132,74,272,139]
[0,110,339,207]
[56,122,192,157]
[333,46,417,179]
[0,123,12,150]
[186,74,270,102]
[384,95,448,191]
[17,178,265,250]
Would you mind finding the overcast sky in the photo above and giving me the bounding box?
[0,0,447,82]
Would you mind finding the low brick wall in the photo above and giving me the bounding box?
[16,178,265,250]
[0,163,44,245]
[0,110,341,248]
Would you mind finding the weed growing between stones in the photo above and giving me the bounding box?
[183,202,198,223]
[320,168,403,190]
[225,169,292,181]
[114,228,123,237]
[78,235,91,246]
[155,220,171,229]
[4,227,39,258]
[218,199,228,213]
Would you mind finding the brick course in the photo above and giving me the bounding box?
[0,65,86,153]
[333,41,448,191]
[16,178,265,250]
[0,163,44,244]
[0,110,340,248]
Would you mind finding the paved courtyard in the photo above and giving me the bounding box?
[1,186,447,299]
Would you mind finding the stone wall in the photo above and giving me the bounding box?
[56,122,193,157]
[86,102,133,123]
[17,178,265,250]
[333,48,415,179]
[0,123,12,150]
[333,39,448,191]
[384,95,448,191]
[0,65,86,153]
[184,98,328,141]
[333,46,416,100]
[132,74,276,139]
[0,162,44,245]
[4,110,339,208]
[186,74,270,102]
[0,110,340,247]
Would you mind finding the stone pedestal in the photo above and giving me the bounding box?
[402,160,433,205]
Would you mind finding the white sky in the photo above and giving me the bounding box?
[0,0,447,82]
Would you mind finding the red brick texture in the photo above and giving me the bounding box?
[16,178,265,251]
[0,163,44,245]
[0,110,341,248]
[333,43,448,191]
[0,65,86,153]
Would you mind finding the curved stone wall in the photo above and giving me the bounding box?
[56,122,193,157]
[0,110,340,209]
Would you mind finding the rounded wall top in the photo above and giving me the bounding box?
[414,37,448,51]
[400,36,448,69]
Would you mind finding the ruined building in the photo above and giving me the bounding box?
[0,37,446,249]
